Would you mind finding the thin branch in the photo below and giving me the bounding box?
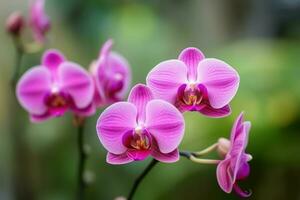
[127,159,158,200]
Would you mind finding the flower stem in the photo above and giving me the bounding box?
[11,36,24,88]
[180,151,220,165]
[193,143,218,157]
[127,159,158,200]
[77,120,87,200]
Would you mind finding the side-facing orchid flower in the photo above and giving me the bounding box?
[16,49,95,122]
[90,39,131,108]
[146,47,239,118]
[96,84,185,164]
[216,112,252,197]
[29,0,51,43]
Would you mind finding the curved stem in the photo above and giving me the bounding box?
[193,143,218,157]
[77,121,86,200]
[189,156,220,164]
[127,159,158,200]
[180,151,220,165]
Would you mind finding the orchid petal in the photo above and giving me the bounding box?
[198,104,231,118]
[230,112,245,142]
[99,39,113,59]
[106,152,134,165]
[30,112,51,123]
[72,103,96,117]
[145,100,185,154]
[217,158,234,193]
[127,149,151,161]
[233,184,252,198]
[29,0,50,43]
[58,62,94,109]
[146,60,188,104]
[42,49,65,73]
[197,58,239,109]
[178,47,205,81]
[96,52,131,103]
[16,66,51,115]
[128,84,153,123]
[151,141,179,163]
[96,102,137,154]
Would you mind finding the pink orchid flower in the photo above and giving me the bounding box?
[146,47,240,118]
[217,112,252,197]
[16,49,95,122]
[29,0,51,43]
[96,84,185,164]
[90,39,131,108]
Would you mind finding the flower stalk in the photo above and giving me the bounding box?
[193,143,218,157]
[127,159,158,200]
[11,35,24,88]
[180,150,220,165]
[75,116,87,200]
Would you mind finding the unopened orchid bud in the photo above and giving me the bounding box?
[217,137,230,158]
[6,12,24,36]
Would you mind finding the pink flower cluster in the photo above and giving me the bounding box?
[14,4,252,196]
[17,40,131,122]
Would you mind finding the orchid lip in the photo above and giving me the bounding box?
[123,128,152,152]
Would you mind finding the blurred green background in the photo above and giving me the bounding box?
[1,0,300,199]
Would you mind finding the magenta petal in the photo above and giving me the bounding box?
[29,0,50,43]
[106,152,134,165]
[197,58,239,109]
[151,142,179,163]
[96,52,131,103]
[99,39,114,59]
[30,112,51,123]
[42,49,65,73]
[236,161,250,180]
[58,62,94,109]
[145,100,185,154]
[217,158,234,193]
[233,184,252,198]
[16,66,52,115]
[230,112,245,142]
[127,149,151,161]
[128,84,153,123]
[72,103,96,117]
[178,47,205,81]
[146,60,188,104]
[96,102,137,154]
[198,104,231,118]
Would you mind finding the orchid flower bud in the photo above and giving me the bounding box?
[6,12,24,36]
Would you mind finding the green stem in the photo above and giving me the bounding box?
[127,159,158,200]
[11,36,23,88]
[77,122,86,200]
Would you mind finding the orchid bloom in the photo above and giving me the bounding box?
[216,112,252,197]
[90,39,131,108]
[29,0,51,43]
[16,49,95,122]
[146,47,239,118]
[96,84,185,164]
